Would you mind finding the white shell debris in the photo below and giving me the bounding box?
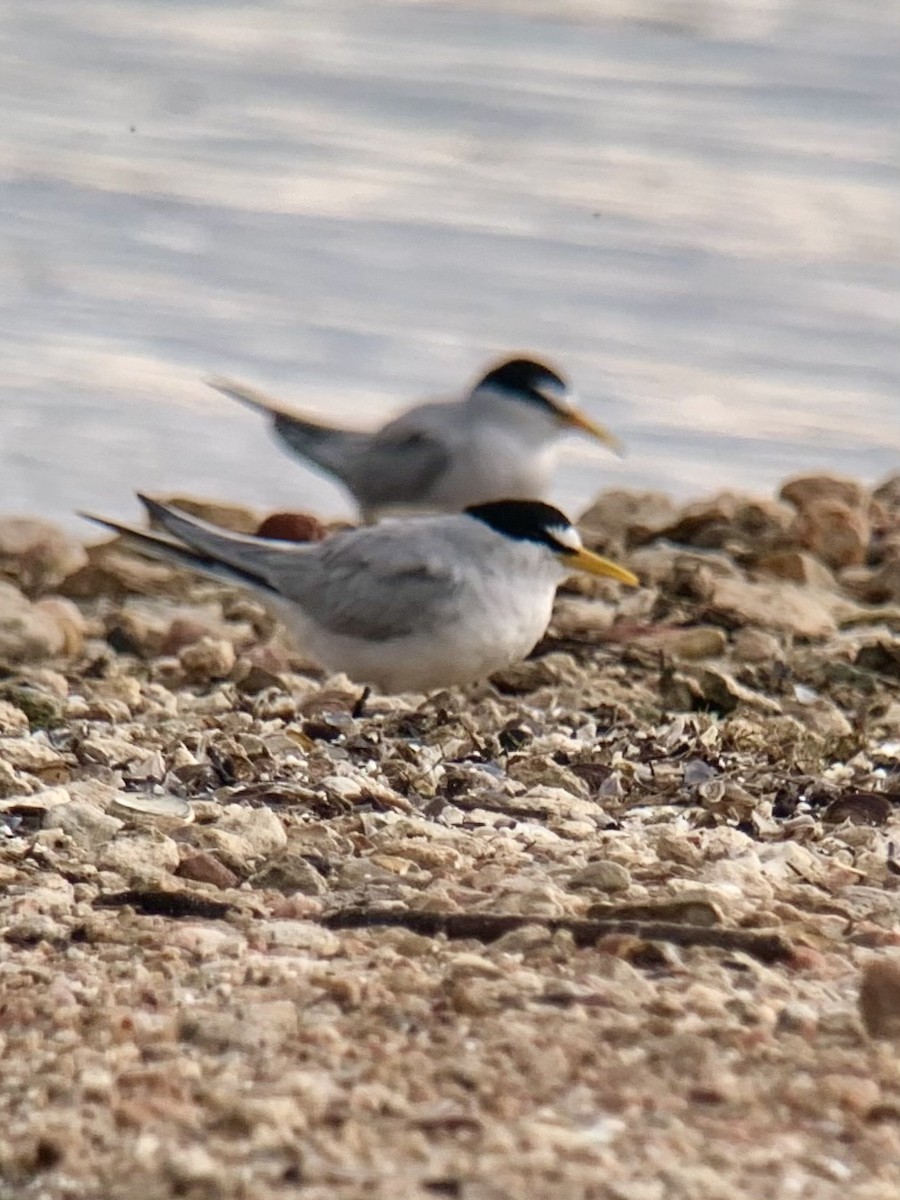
[109,791,194,828]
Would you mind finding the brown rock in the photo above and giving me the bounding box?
[569,860,631,892]
[731,627,783,663]
[103,606,171,656]
[855,641,900,678]
[780,474,869,512]
[784,698,852,739]
[837,565,878,599]
[790,499,870,569]
[178,637,236,682]
[255,919,338,954]
[690,666,782,714]
[0,757,24,798]
[155,496,260,534]
[870,501,899,550]
[61,545,180,599]
[176,850,240,890]
[578,490,677,550]
[232,652,289,695]
[652,492,741,548]
[730,497,796,544]
[670,551,745,600]
[628,544,741,591]
[873,473,900,513]
[178,1003,296,1053]
[858,957,900,1039]
[634,625,727,661]
[819,1074,881,1115]
[823,792,893,827]
[1,739,68,781]
[0,700,29,735]
[78,733,155,769]
[33,598,86,657]
[863,558,900,604]
[753,550,836,588]
[625,544,684,588]
[0,582,69,663]
[645,493,793,555]
[196,804,287,870]
[249,852,327,895]
[550,596,616,637]
[150,656,186,688]
[707,576,837,639]
[876,525,900,557]
[658,666,703,711]
[113,605,252,660]
[0,517,87,592]
[160,616,217,656]
[98,830,180,882]
[42,799,123,847]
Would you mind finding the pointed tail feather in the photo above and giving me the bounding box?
[79,511,277,593]
[207,376,370,480]
[207,376,303,421]
[134,493,321,588]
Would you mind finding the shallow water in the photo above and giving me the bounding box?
[1,0,897,530]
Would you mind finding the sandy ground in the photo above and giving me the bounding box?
[1,474,900,1198]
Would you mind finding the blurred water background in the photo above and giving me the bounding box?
[1,0,897,529]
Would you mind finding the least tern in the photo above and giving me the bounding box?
[208,356,621,521]
[83,496,638,694]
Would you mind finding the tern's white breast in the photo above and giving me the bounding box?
[269,537,562,692]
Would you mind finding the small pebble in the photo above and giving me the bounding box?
[176,850,240,890]
[859,958,900,1039]
[569,860,631,893]
[179,637,236,682]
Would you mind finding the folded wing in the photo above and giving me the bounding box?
[85,498,461,645]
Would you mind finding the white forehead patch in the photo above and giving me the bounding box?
[551,524,582,552]
[536,381,573,409]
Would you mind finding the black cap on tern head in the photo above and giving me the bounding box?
[477,357,569,413]
[465,499,577,551]
[474,355,622,452]
[466,498,640,586]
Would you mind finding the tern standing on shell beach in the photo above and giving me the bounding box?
[83,494,638,694]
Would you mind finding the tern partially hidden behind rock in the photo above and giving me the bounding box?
[83,496,638,694]
[209,356,621,522]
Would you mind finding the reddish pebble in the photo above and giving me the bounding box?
[791,498,870,569]
[176,850,239,890]
[255,512,326,542]
[788,944,828,972]
[160,616,213,655]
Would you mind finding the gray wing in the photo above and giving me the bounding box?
[208,377,375,482]
[87,499,461,644]
[210,377,454,510]
[342,404,454,511]
[273,522,461,641]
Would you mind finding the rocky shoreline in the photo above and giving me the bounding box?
[1,474,899,1199]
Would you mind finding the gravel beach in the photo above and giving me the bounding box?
[1,473,899,1199]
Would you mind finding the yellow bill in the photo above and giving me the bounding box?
[562,546,639,587]
[562,408,623,455]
